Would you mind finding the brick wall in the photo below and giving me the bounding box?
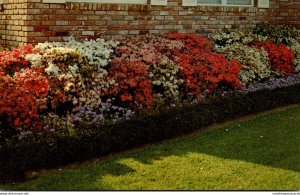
[0,0,299,47]
[0,0,29,47]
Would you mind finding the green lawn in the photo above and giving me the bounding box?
[1,104,300,190]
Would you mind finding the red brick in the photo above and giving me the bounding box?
[34,26,49,32]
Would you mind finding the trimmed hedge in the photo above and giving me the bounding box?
[1,83,300,183]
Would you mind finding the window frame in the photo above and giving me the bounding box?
[43,0,147,4]
[197,0,254,7]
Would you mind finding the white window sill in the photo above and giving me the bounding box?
[198,4,253,7]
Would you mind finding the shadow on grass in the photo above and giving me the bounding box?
[128,105,300,172]
[4,105,300,190]
[16,161,137,190]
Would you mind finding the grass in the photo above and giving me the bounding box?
[1,104,300,190]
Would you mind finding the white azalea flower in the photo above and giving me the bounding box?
[68,65,79,75]
[45,62,60,76]
[25,54,42,66]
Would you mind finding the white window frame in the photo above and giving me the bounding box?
[43,0,147,4]
[197,0,254,7]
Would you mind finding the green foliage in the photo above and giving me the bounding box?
[210,28,256,48]
[253,24,300,45]
[211,24,300,82]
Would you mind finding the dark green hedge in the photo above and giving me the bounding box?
[1,83,300,183]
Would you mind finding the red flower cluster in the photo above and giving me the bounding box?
[179,52,242,96]
[0,69,48,129]
[255,41,295,75]
[168,33,213,55]
[0,45,39,76]
[168,33,241,96]
[109,35,183,110]
[107,61,153,110]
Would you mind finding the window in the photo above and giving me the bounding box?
[68,0,147,4]
[197,0,222,5]
[43,0,147,4]
[197,0,253,6]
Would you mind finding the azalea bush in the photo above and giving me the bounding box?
[26,47,85,113]
[28,39,119,113]
[253,24,300,73]
[0,45,39,76]
[113,35,182,66]
[0,69,49,138]
[168,33,213,56]
[253,24,300,45]
[106,60,153,110]
[255,41,295,76]
[218,43,272,84]
[0,47,49,141]
[0,39,120,140]
[0,29,299,142]
[107,35,183,110]
[211,24,299,81]
[150,62,182,105]
[36,37,118,69]
[168,33,242,96]
[179,52,242,97]
[210,28,256,49]
[288,39,300,72]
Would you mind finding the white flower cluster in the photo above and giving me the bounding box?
[45,62,61,76]
[36,37,119,70]
[25,47,82,76]
[149,62,182,103]
[58,70,105,111]
[220,43,272,84]
[211,29,255,48]
[25,53,42,66]
[288,39,300,72]
[25,38,119,112]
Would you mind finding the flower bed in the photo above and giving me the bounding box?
[1,78,300,182]
[0,24,300,182]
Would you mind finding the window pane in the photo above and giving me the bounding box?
[66,0,147,3]
[227,0,252,5]
[197,0,222,4]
